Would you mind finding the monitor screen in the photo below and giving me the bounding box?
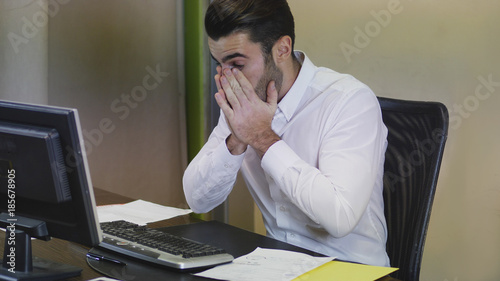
[0,100,101,279]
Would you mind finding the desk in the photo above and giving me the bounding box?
[0,188,399,280]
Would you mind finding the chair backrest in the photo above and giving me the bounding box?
[378,97,448,281]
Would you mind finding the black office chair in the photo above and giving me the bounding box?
[378,97,448,281]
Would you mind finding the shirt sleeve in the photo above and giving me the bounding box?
[183,113,246,214]
[261,89,387,238]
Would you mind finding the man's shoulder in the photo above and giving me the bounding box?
[310,67,371,95]
[296,52,376,107]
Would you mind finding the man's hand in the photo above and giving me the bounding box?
[214,66,247,155]
[214,66,280,157]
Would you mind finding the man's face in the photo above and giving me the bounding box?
[208,32,283,101]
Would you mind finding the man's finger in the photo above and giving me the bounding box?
[215,90,234,119]
[221,75,241,109]
[215,73,223,92]
[223,68,245,101]
[215,66,223,91]
[231,68,257,101]
[216,87,226,101]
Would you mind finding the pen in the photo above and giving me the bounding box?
[86,252,127,266]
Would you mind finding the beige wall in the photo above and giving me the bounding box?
[287,0,500,280]
[0,0,48,104]
[0,0,188,208]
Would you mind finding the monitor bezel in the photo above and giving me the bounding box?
[0,100,101,247]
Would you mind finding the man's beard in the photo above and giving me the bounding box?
[254,55,283,102]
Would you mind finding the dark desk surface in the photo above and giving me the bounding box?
[0,188,399,281]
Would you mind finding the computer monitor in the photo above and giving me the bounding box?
[0,100,101,280]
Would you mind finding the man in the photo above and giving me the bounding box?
[183,0,390,267]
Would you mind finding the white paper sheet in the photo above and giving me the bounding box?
[194,247,334,281]
[97,199,192,225]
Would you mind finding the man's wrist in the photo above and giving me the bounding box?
[251,130,281,158]
[226,134,247,155]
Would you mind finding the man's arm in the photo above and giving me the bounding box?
[262,90,387,238]
[184,65,280,213]
[185,66,273,214]
[182,113,245,214]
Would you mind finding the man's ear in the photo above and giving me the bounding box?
[272,36,293,65]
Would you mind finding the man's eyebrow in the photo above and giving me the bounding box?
[211,52,249,64]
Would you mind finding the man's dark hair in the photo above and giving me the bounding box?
[205,0,295,57]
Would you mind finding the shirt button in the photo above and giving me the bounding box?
[279,206,286,212]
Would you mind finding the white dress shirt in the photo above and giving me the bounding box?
[183,51,390,267]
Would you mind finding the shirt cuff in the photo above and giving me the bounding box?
[261,140,301,184]
[211,139,246,174]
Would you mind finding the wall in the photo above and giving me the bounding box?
[0,0,188,208]
[0,0,48,104]
[287,0,500,280]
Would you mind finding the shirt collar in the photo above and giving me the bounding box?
[277,51,316,122]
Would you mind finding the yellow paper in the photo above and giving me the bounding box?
[293,260,398,281]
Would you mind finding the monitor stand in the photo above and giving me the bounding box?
[0,214,82,280]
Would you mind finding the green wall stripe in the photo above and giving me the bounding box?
[185,1,210,219]
[184,1,205,162]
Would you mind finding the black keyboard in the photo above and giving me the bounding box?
[97,220,234,270]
